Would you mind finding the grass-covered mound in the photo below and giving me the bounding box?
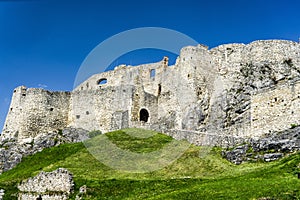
[0,128,300,199]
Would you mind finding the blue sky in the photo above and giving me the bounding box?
[0,0,300,131]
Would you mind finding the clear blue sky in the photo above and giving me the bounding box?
[0,0,300,131]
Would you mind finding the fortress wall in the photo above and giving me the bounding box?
[2,40,300,144]
[1,86,27,140]
[1,86,70,143]
[74,59,168,95]
[68,90,100,131]
[210,43,245,78]
[208,40,300,138]
[246,40,300,64]
[245,40,300,86]
[210,40,300,65]
[141,45,221,132]
[210,40,300,86]
[69,85,135,133]
[172,45,219,131]
[251,81,300,137]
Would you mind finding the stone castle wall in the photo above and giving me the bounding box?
[2,86,70,143]
[1,40,300,145]
[251,81,300,137]
[72,45,216,135]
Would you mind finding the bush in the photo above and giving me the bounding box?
[291,124,298,129]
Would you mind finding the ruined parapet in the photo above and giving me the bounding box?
[1,86,71,143]
[18,168,74,200]
[74,57,170,94]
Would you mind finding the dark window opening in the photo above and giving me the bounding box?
[10,108,13,111]
[274,97,277,102]
[22,94,26,96]
[76,115,80,119]
[163,57,168,65]
[50,108,54,111]
[97,78,107,85]
[140,108,149,122]
[86,111,89,115]
[158,84,162,96]
[13,90,16,93]
[150,69,156,78]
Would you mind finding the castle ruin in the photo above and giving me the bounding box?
[1,40,300,146]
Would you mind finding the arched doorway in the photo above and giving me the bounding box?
[139,108,149,122]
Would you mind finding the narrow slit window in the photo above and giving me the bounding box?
[158,84,161,96]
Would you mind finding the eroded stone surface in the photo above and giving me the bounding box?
[18,168,73,200]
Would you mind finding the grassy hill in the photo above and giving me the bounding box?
[1,128,300,199]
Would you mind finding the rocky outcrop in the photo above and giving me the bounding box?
[18,168,73,200]
[0,127,89,173]
[223,126,300,164]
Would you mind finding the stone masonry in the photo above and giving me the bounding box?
[18,168,74,200]
[1,39,300,147]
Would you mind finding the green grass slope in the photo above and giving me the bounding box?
[0,128,300,199]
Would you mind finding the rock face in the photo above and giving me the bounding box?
[0,127,89,173]
[1,39,300,148]
[18,168,73,200]
[223,126,300,164]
